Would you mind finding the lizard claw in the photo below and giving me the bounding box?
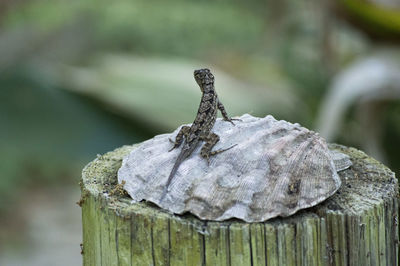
[226,118,241,126]
[231,118,242,125]
[168,139,177,152]
[205,156,210,165]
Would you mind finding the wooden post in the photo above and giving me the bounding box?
[79,144,398,266]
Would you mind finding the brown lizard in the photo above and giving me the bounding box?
[161,68,237,200]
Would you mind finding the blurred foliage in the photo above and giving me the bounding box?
[57,54,300,130]
[384,103,400,175]
[0,0,368,123]
[1,0,265,56]
[0,71,150,211]
[338,0,400,40]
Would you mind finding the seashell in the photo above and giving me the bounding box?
[118,114,352,222]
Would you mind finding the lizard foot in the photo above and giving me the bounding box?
[210,143,238,156]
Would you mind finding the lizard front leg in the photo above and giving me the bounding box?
[217,101,239,125]
[169,126,190,152]
[200,132,237,164]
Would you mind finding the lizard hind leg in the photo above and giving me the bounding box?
[200,132,237,164]
[169,126,190,152]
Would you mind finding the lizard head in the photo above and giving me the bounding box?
[194,68,214,92]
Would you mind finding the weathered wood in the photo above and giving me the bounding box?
[80,144,399,266]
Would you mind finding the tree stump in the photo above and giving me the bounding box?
[79,144,399,266]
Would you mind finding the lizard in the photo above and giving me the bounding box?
[160,68,237,201]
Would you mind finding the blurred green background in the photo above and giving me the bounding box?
[0,0,399,265]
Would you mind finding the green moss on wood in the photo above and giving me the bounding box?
[81,144,399,265]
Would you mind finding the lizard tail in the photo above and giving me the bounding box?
[160,163,179,200]
[160,150,188,202]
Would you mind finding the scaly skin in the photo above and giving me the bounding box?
[161,68,236,201]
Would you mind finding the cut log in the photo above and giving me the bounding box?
[80,144,399,266]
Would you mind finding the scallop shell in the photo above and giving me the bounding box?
[118,114,351,222]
